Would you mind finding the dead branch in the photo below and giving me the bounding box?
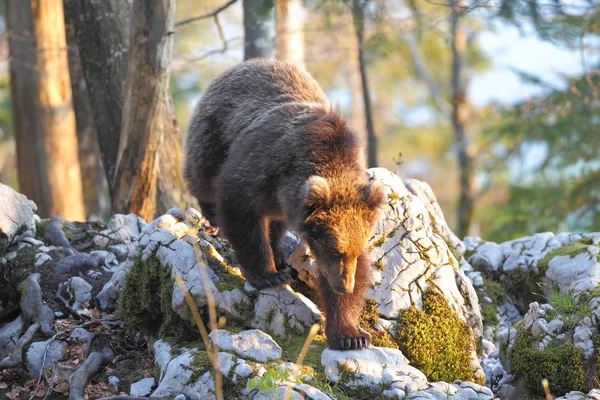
[69,347,115,400]
[55,282,84,320]
[175,0,238,27]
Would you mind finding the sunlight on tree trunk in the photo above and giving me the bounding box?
[243,0,275,60]
[450,0,475,238]
[275,0,304,68]
[30,0,85,220]
[352,0,378,168]
[7,1,45,207]
[112,0,175,221]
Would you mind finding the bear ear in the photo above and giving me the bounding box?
[303,176,331,208]
[362,181,386,211]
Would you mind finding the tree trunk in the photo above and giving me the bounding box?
[111,0,176,221]
[275,0,304,68]
[30,0,85,220]
[7,0,45,207]
[243,0,275,60]
[62,0,132,193]
[65,0,191,217]
[64,6,110,221]
[450,0,475,238]
[352,0,378,168]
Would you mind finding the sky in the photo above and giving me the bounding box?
[469,21,592,107]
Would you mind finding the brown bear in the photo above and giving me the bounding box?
[183,59,385,350]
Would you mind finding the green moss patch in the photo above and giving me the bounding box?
[477,279,506,328]
[0,245,36,315]
[538,237,598,275]
[509,329,585,396]
[359,298,399,348]
[198,245,246,293]
[117,255,193,338]
[396,288,482,384]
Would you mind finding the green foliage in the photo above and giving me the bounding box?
[248,365,290,391]
[396,288,482,384]
[509,329,585,396]
[481,70,600,241]
[117,255,191,338]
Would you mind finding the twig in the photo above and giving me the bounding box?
[56,282,84,320]
[98,397,150,400]
[175,0,238,27]
[28,318,119,398]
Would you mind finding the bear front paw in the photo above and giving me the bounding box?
[249,268,294,289]
[328,333,371,350]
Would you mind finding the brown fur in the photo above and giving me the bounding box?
[183,59,385,350]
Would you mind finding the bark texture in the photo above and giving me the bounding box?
[111,0,176,221]
[243,0,275,60]
[64,6,110,220]
[275,0,304,68]
[63,0,132,192]
[7,0,44,206]
[31,0,85,220]
[352,0,378,168]
[450,0,475,237]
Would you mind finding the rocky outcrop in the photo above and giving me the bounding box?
[0,183,37,255]
[6,170,600,398]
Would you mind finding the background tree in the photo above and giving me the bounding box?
[7,0,44,209]
[275,0,305,67]
[64,6,109,220]
[111,0,179,221]
[478,0,600,240]
[243,0,275,59]
[63,0,132,194]
[351,0,378,168]
[10,0,86,220]
[65,0,192,220]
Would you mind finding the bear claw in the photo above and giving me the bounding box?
[331,335,370,350]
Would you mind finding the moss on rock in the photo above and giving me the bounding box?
[538,237,598,275]
[198,245,246,293]
[117,255,192,338]
[509,329,585,396]
[396,288,482,384]
[359,298,399,348]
